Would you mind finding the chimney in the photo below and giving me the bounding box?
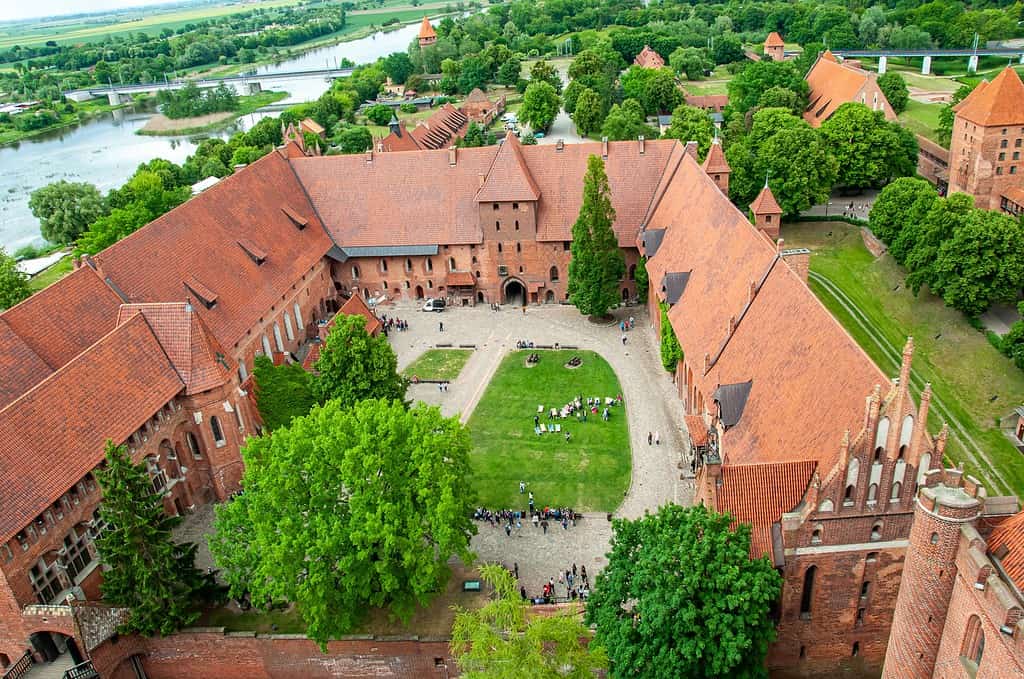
[365,148,373,164]
[638,135,645,155]
[601,136,608,159]
[448,145,457,166]
[684,141,698,160]
[556,139,565,152]
[776,237,785,253]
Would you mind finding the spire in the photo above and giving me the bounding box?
[418,16,437,41]
[388,112,401,136]
[749,184,782,217]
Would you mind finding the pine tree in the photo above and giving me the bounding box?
[95,441,215,636]
[568,155,625,319]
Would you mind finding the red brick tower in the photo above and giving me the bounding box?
[765,32,785,62]
[750,183,782,240]
[882,467,985,679]
[702,137,731,194]
[417,17,437,49]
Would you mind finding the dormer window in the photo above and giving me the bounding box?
[237,239,267,265]
[184,276,218,310]
[281,204,307,229]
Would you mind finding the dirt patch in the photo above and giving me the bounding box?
[140,110,236,133]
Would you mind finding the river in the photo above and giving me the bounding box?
[0,19,430,251]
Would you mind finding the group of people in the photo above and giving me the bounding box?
[378,315,409,333]
[619,317,636,333]
[526,353,540,364]
[535,563,592,603]
[515,339,536,349]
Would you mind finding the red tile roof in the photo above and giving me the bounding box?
[0,313,184,543]
[93,150,333,350]
[988,510,1024,588]
[0,319,51,409]
[765,32,785,48]
[684,415,709,446]
[954,67,1024,127]
[0,265,123,372]
[300,117,325,136]
[446,271,476,287]
[634,45,665,69]
[803,53,896,127]
[476,133,541,203]
[750,185,782,215]
[684,94,728,112]
[379,104,469,152]
[293,139,677,248]
[717,461,817,557]
[418,16,436,40]
[702,140,730,175]
[1003,187,1024,207]
[338,294,382,336]
[116,302,234,394]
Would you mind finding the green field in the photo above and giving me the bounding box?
[403,349,473,381]
[782,221,1024,497]
[467,350,631,512]
[899,99,944,145]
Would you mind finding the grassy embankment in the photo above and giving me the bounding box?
[137,90,289,136]
[782,221,1024,498]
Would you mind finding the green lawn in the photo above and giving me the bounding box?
[899,99,945,146]
[782,222,1024,496]
[467,350,631,512]
[682,78,730,96]
[403,348,473,381]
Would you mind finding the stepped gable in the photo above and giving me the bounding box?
[475,133,541,203]
[645,154,886,469]
[116,302,234,395]
[292,144,499,247]
[0,313,183,543]
[718,460,817,557]
[418,16,436,40]
[954,66,1024,127]
[988,510,1024,588]
[0,265,122,373]
[0,319,51,409]
[93,150,332,350]
[520,138,677,246]
[749,184,782,215]
[765,31,785,48]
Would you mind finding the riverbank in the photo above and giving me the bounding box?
[137,90,289,136]
[0,97,139,146]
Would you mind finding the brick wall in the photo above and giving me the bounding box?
[949,118,1024,210]
[91,631,456,679]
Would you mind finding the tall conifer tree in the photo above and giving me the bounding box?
[568,155,625,318]
[95,441,214,636]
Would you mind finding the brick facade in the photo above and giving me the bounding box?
[948,116,1024,210]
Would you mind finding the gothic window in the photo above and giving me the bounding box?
[890,482,902,500]
[284,312,295,341]
[381,258,388,272]
[811,526,822,544]
[870,521,883,541]
[293,303,303,330]
[496,221,501,231]
[211,416,226,447]
[449,257,456,271]
[238,361,248,383]
[273,323,284,352]
[961,615,984,668]
[261,335,272,357]
[498,243,503,253]
[63,525,93,581]
[426,258,433,272]
[549,266,559,282]
[844,485,855,504]
[800,566,816,619]
[852,642,860,657]
[516,242,521,253]
[406,258,413,272]
[187,432,203,460]
[867,484,878,502]
[860,581,870,598]
[30,560,62,604]
[352,265,360,279]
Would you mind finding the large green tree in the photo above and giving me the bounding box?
[28,180,108,245]
[529,59,563,94]
[662,104,715,159]
[312,313,407,406]
[620,66,682,115]
[95,441,216,636]
[335,125,373,154]
[568,155,625,318]
[0,247,31,310]
[877,72,909,114]
[819,103,917,189]
[252,355,316,431]
[727,61,809,114]
[601,99,658,142]
[659,303,683,372]
[585,504,782,678]
[211,399,476,646]
[451,564,607,678]
[669,47,712,81]
[903,192,974,290]
[867,177,938,248]
[930,209,1024,316]
[520,81,561,133]
[572,87,605,137]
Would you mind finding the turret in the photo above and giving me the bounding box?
[702,136,730,194]
[750,183,783,240]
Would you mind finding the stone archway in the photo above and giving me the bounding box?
[545,290,555,303]
[503,278,526,306]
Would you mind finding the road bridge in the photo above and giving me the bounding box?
[831,47,1024,75]
[64,67,355,105]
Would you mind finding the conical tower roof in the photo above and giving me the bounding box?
[418,16,437,40]
[954,67,1024,126]
[702,139,730,174]
[749,185,782,215]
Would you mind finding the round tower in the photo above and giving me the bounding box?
[882,467,985,679]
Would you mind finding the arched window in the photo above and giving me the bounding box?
[811,525,822,544]
[852,642,860,657]
[495,220,501,231]
[381,258,388,272]
[515,220,520,230]
[293,302,303,330]
[874,416,890,457]
[352,265,360,279]
[406,258,412,271]
[284,312,295,341]
[866,552,878,563]
[261,335,272,357]
[426,258,433,272]
[427,280,433,289]
[550,266,559,282]
[867,484,878,502]
[845,458,860,503]
[187,431,203,460]
[961,615,984,668]
[516,242,521,253]
[930,532,939,545]
[918,453,932,484]
[890,482,902,501]
[238,361,248,382]
[449,257,456,271]
[818,499,834,512]
[211,416,225,446]
[800,566,816,619]
[145,456,166,493]
[844,485,855,504]
[870,521,882,541]
[498,243,503,253]
[273,323,284,352]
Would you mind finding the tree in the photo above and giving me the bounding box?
[230,145,267,167]
[930,209,1024,316]
[635,255,649,303]
[75,202,155,255]
[727,61,809,114]
[669,47,712,81]
[620,66,682,115]
[0,247,31,310]
[335,125,373,154]
[904,192,974,291]
[95,441,215,636]
[365,103,393,127]
[28,180,108,245]
[211,399,476,646]
[601,100,658,142]
[868,177,938,247]
[572,87,604,137]
[451,564,607,678]
[659,302,682,371]
[381,52,414,85]
[756,86,801,116]
[819,103,917,189]
[458,56,489,94]
[568,155,625,319]
[312,313,407,406]
[662,104,714,158]
[252,355,315,431]
[520,81,560,133]
[877,72,909,114]
[938,83,974,146]
[585,504,782,678]
[712,32,744,65]
[496,58,521,86]
[1001,302,1024,371]
[529,59,562,94]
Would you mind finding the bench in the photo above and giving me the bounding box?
[538,405,544,413]
[462,580,481,592]
[436,343,453,348]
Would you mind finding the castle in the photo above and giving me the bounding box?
[0,128,1020,677]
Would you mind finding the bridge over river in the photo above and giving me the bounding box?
[831,47,1024,75]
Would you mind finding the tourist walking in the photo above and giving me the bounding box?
[439,321,444,332]
[519,481,526,494]
[647,431,653,445]
[655,431,660,445]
